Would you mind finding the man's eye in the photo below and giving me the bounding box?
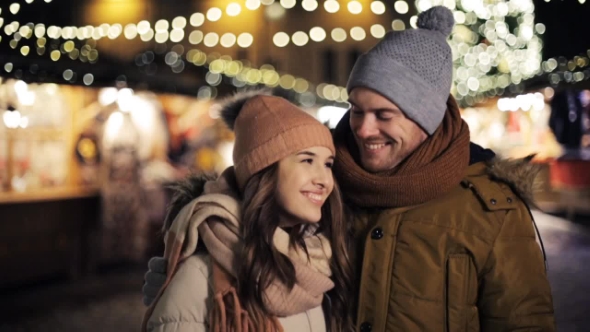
[377,112,393,120]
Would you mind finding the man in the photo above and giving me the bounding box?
[143,6,555,331]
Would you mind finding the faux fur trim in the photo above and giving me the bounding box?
[219,88,273,130]
[162,172,218,232]
[486,155,541,207]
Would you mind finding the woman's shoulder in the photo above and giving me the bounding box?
[279,305,327,332]
[147,253,214,330]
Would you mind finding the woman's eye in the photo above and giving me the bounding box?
[325,162,333,168]
[302,159,313,164]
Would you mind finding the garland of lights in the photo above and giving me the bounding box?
[539,50,590,86]
[0,0,555,108]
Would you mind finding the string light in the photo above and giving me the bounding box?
[280,0,297,9]
[392,19,406,31]
[324,0,340,13]
[347,1,362,14]
[292,31,309,46]
[245,0,262,10]
[302,0,319,11]
[350,27,366,41]
[330,28,347,42]
[273,31,290,47]
[4,0,556,106]
[237,33,254,48]
[394,1,409,14]
[371,1,386,15]
[226,3,242,16]
[206,8,222,22]
[309,27,326,42]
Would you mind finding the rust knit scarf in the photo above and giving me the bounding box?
[333,96,471,208]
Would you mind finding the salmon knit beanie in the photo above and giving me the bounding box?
[219,90,335,190]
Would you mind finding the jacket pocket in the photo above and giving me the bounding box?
[445,254,479,332]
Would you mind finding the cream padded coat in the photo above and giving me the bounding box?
[146,253,328,332]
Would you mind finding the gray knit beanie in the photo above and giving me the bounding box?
[347,6,455,135]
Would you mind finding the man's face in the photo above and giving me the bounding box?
[348,87,428,173]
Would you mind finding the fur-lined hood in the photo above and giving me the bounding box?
[485,155,541,207]
[162,167,241,232]
[162,172,218,232]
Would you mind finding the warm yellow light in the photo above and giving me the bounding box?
[309,27,326,42]
[190,13,205,27]
[350,27,366,41]
[124,24,138,39]
[302,0,319,11]
[293,78,309,93]
[246,0,261,10]
[64,40,75,52]
[140,29,154,41]
[10,3,20,15]
[76,28,86,40]
[88,49,99,62]
[207,8,222,22]
[261,0,275,5]
[50,50,60,61]
[172,17,187,29]
[273,32,290,47]
[137,21,150,34]
[220,33,237,47]
[155,20,169,32]
[292,31,309,46]
[331,28,347,42]
[237,33,254,47]
[392,19,405,31]
[204,32,219,47]
[371,1,386,14]
[189,30,204,44]
[19,26,31,38]
[209,59,226,74]
[155,31,169,43]
[347,1,362,14]
[323,0,339,13]
[370,24,386,38]
[47,26,60,39]
[170,29,184,42]
[226,3,242,16]
[62,27,75,39]
[262,71,280,86]
[20,45,30,56]
[394,1,409,14]
[280,0,296,9]
[108,24,122,39]
[246,69,262,84]
[280,75,296,89]
[409,15,418,28]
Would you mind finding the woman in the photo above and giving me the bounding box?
[142,91,354,332]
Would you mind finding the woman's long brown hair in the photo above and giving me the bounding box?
[238,163,355,331]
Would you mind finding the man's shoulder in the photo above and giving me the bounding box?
[464,158,538,210]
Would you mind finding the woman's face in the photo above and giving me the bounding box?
[276,146,335,227]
